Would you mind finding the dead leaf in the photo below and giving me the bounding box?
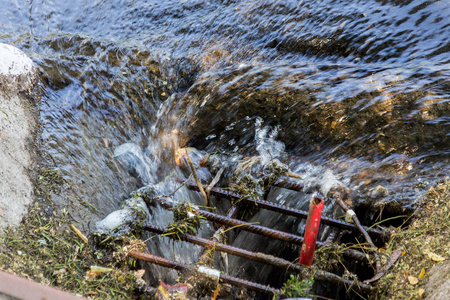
[86,270,101,278]
[134,269,145,279]
[53,268,66,276]
[428,186,439,197]
[408,276,419,285]
[427,252,445,262]
[156,281,189,300]
[90,266,113,273]
[211,284,220,300]
[418,288,425,297]
[419,268,425,278]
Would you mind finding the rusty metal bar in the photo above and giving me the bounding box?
[142,223,374,294]
[144,223,298,270]
[324,230,340,246]
[145,197,368,262]
[273,179,305,192]
[183,181,384,238]
[220,274,280,295]
[146,197,305,245]
[226,204,239,219]
[128,250,280,295]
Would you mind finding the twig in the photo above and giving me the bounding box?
[206,167,225,198]
[333,192,382,273]
[183,149,210,207]
[286,171,302,179]
[198,228,225,265]
[70,223,88,244]
[172,174,192,196]
[364,248,403,283]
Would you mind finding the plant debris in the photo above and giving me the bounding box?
[164,202,204,241]
[0,191,148,300]
[372,178,450,299]
[279,274,314,298]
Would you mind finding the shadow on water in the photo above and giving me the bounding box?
[1,0,449,296]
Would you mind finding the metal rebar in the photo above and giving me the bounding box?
[142,223,375,294]
[145,197,369,262]
[219,273,280,295]
[128,250,280,295]
[273,179,305,192]
[147,197,305,245]
[144,223,297,270]
[324,230,340,246]
[184,181,384,238]
[226,204,239,219]
[314,269,375,294]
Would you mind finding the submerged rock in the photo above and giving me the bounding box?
[95,196,149,234]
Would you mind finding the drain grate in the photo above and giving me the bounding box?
[128,179,398,298]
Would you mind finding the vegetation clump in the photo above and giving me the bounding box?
[373,178,450,299]
[231,158,289,198]
[0,201,147,299]
[279,274,314,299]
[164,202,204,240]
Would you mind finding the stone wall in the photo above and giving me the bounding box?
[0,43,39,232]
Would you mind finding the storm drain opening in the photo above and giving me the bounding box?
[126,177,400,299]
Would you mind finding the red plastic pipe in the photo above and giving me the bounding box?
[299,196,325,266]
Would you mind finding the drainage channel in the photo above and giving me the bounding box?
[130,180,397,298]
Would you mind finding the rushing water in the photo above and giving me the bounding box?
[1,0,449,295]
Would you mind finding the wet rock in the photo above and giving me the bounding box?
[95,196,149,234]
[0,43,38,97]
[0,43,39,232]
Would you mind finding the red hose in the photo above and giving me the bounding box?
[299,196,325,266]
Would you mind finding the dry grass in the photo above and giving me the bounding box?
[0,165,148,299]
[0,202,147,299]
[373,178,450,299]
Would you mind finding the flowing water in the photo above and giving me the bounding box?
[1,0,449,295]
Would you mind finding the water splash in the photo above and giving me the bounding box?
[255,118,286,165]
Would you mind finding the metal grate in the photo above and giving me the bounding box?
[128,179,397,298]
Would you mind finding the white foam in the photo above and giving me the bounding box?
[254,119,285,165]
[319,169,342,196]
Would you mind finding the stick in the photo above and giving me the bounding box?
[183,149,210,207]
[206,167,225,199]
[286,171,302,179]
[70,223,88,244]
[364,248,403,283]
[333,193,382,273]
